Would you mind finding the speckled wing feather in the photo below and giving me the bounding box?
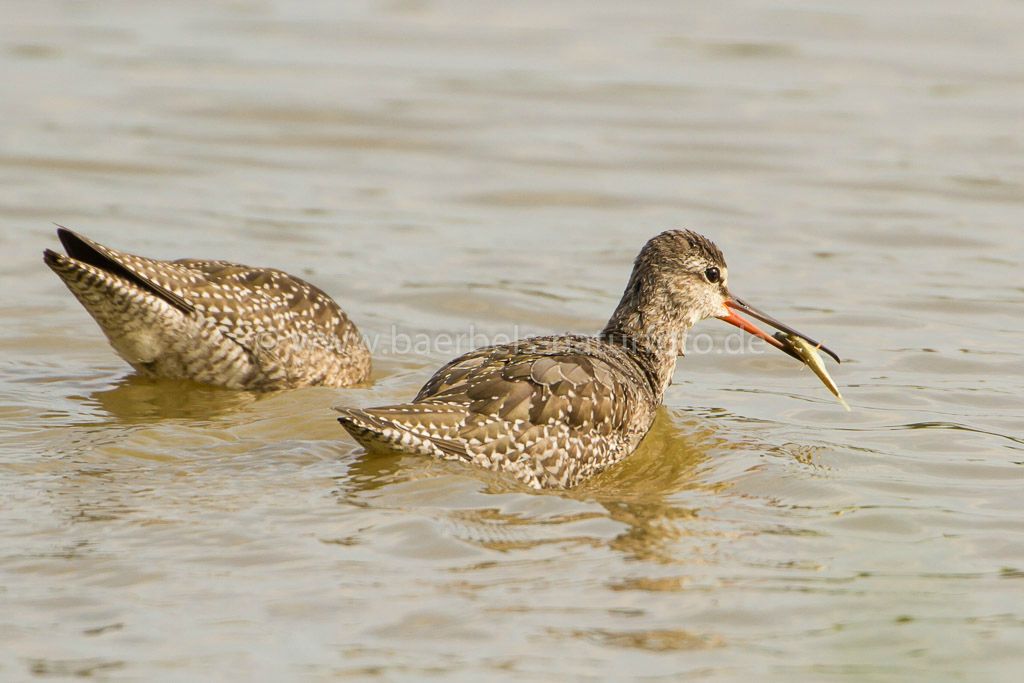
[45,229,370,390]
[337,335,659,489]
[169,258,368,385]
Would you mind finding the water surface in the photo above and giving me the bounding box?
[1,1,1023,680]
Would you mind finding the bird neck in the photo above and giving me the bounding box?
[599,277,697,402]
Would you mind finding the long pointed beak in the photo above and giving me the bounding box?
[717,296,840,364]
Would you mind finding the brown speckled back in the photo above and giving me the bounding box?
[44,229,370,390]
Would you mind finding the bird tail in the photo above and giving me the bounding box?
[44,227,194,313]
[336,404,468,459]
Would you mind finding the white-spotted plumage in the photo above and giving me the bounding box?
[44,228,370,390]
[338,230,733,489]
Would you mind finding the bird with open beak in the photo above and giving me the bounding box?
[338,229,842,489]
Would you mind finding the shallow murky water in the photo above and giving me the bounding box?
[2,1,1023,680]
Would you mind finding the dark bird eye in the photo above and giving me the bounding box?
[704,267,720,283]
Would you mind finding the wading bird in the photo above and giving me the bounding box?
[337,230,837,489]
[45,228,370,390]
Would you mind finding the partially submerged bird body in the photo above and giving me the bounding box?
[44,229,370,390]
[339,229,841,489]
[342,230,796,489]
[339,334,661,489]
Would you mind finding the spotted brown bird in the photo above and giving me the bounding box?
[44,228,370,390]
[337,229,837,489]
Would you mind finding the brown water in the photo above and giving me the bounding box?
[2,1,1023,680]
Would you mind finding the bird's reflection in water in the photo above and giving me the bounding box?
[334,407,744,563]
[85,374,258,423]
[577,408,727,563]
[339,449,408,498]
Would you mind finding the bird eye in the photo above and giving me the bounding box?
[704,267,720,283]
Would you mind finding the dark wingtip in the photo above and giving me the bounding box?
[53,225,93,260]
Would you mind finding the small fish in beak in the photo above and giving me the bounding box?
[717,297,848,410]
[775,333,850,411]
